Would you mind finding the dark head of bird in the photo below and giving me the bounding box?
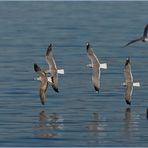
[86,42,90,51]
[48,43,52,48]
[34,63,41,72]
[125,58,130,66]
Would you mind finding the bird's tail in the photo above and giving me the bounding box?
[133,82,140,87]
[122,82,140,87]
[57,69,64,74]
[100,63,107,69]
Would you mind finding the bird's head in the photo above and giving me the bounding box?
[125,58,130,66]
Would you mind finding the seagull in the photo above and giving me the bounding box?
[34,63,48,105]
[124,58,133,105]
[86,43,100,92]
[86,43,107,93]
[45,44,64,93]
[124,24,148,47]
[123,58,140,105]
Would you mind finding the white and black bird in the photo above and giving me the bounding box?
[34,63,48,105]
[45,44,64,93]
[124,24,148,47]
[86,43,107,93]
[123,58,140,105]
[124,58,133,105]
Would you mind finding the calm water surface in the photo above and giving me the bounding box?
[0,1,148,147]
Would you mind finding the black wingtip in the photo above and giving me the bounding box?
[51,85,59,93]
[143,24,148,37]
[49,43,52,48]
[122,44,127,48]
[46,43,52,55]
[94,86,99,93]
[40,99,45,105]
[126,100,131,105]
[54,88,59,93]
[55,88,59,93]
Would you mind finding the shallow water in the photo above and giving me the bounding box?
[0,1,148,147]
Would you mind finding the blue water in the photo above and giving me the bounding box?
[0,1,148,147]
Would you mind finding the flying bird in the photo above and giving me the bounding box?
[124,82,133,105]
[123,24,148,47]
[45,44,64,93]
[124,58,133,85]
[123,58,140,105]
[86,43,107,93]
[34,63,48,105]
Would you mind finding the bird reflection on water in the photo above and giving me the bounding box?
[124,108,132,129]
[123,107,134,142]
[88,113,104,132]
[123,107,140,141]
[88,113,106,145]
[33,110,64,139]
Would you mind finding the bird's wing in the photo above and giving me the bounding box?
[50,74,59,93]
[45,45,57,72]
[123,37,143,47]
[92,67,100,92]
[34,63,46,78]
[124,59,133,83]
[39,79,48,105]
[124,82,133,105]
[87,46,100,67]
[143,24,148,37]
